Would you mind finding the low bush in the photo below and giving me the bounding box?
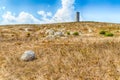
[99,30,106,35]
[99,30,114,37]
[105,32,114,37]
[67,31,70,35]
[73,32,79,36]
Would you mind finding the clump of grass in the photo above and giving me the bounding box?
[67,31,70,35]
[73,32,79,36]
[105,32,114,37]
[99,30,114,37]
[99,30,106,35]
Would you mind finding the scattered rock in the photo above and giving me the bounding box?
[88,29,93,33]
[54,31,64,37]
[24,28,35,32]
[25,28,29,32]
[69,31,72,34]
[20,50,36,61]
[45,29,55,35]
[79,31,82,35]
[45,35,55,40]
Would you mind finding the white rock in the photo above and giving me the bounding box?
[79,32,82,35]
[45,29,55,35]
[24,28,34,32]
[54,31,63,37]
[20,50,36,61]
[88,29,93,33]
[45,35,55,40]
[25,28,29,32]
[70,32,74,35]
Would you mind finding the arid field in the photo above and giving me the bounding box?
[0,22,120,80]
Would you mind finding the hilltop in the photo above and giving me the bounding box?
[0,22,120,80]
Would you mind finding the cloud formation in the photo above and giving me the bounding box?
[38,0,75,23]
[1,11,40,24]
[37,11,52,23]
[52,0,75,22]
[0,0,76,24]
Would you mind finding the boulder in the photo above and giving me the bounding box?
[20,50,36,61]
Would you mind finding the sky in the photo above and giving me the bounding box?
[0,0,120,25]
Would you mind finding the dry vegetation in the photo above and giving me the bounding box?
[0,22,120,80]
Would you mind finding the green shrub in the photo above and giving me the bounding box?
[73,32,79,36]
[99,30,106,35]
[105,32,114,37]
[99,30,114,37]
[67,32,70,35]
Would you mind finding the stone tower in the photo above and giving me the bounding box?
[76,12,80,22]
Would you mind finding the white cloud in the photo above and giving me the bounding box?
[37,0,75,23]
[17,12,40,24]
[2,11,16,23]
[38,11,46,17]
[0,0,76,24]
[51,0,75,22]
[38,11,52,17]
[37,11,52,23]
[1,11,40,24]
[47,12,52,17]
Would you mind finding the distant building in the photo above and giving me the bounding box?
[76,12,80,22]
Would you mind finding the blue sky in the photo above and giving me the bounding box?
[0,0,120,24]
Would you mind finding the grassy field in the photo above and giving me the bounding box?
[0,22,120,80]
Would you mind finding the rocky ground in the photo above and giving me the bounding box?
[0,22,120,80]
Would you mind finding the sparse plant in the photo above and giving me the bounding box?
[105,32,114,37]
[99,30,106,35]
[73,32,79,36]
[99,30,114,37]
[67,31,70,35]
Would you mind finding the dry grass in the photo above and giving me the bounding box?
[0,22,120,80]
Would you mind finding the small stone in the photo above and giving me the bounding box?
[45,29,55,35]
[88,29,93,33]
[54,31,63,37]
[45,35,55,40]
[25,28,34,32]
[20,50,36,61]
[25,28,29,32]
